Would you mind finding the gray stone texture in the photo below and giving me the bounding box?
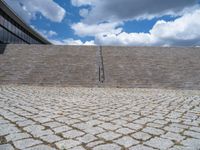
[102,46,200,89]
[0,84,200,150]
[0,45,97,87]
[1,45,200,89]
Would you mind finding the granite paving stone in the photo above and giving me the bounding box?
[116,128,135,135]
[76,134,97,143]
[69,146,86,150]
[142,127,165,136]
[183,130,200,139]
[13,138,43,149]
[86,140,105,148]
[62,130,85,139]
[0,144,15,150]
[52,125,72,133]
[6,132,31,142]
[84,127,105,135]
[40,134,62,143]
[129,145,155,150]
[181,138,200,149]
[55,139,81,149]
[93,144,122,150]
[145,137,174,149]
[97,131,122,141]
[131,131,151,141]
[114,136,139,148]
[26,145,56,150]
[161,132,185,142]
[0,85,200,150]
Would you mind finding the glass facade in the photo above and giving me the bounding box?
[0,7,47,44]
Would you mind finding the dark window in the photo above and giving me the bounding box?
[3,28,8,43]
[0,26,3,43]
[0,14,3,26]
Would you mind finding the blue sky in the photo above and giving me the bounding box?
[4,0,200,46]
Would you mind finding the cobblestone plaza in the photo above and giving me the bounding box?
[1,0,200,149]
[0,85,200,150]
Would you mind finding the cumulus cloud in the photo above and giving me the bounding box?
[72,0,198,24]
[96,9,200,46]
[79,9,89,18]
[71,22,122,37]
[4,0,66,22]
[71,0,96,7]
[40,30,58,38]
[30,26,58,40]
[70,0,200,46]
[51,38,95,45]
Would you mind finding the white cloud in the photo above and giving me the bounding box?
[30,26,96,46]
[30,26,58,39]
[95,32,154,46]
[4,0,66,22]
[71,0,96,7]
[48,31,58,37]
[79,9,89,18]
[71,22,122,37]
[70,0,200,46]
[51,38,95,45]
[95,9,200,46]
[40,30,58,38]
[71,0,198,24]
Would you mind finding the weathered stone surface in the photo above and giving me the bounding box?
[0,125,20,136]
[102,46,200,89]
[1,45,200,89]
[145,137,174,149]
[55,139,81,149]
[98,123,120,131]
[164,126,184,133]
[183,130,200,139]
[0,144,14,150]
[116,128,135,135]
[161,132,185,142]
[93,144,121,150]
[6,132,30,142]
[69,146,86,150]
[53,125,72,133]
[131,132,151,141]
[129,145,155,150]
[0,85,200,149]
[97,131,121,141]
[86,140,105,148]
[62,130,85,139]
[0,45,97,87]
[114,136,139,148]
[181,138,200,149]
[40,134,62,143]
[142,127,165,136]
[84,127,105,135]
[76,134,97,143]
[26,145,56,150]
[13,138,42,149]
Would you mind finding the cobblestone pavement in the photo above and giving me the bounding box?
[0,85,200,150]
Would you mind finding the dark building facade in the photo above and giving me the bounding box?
[0,0,50,44]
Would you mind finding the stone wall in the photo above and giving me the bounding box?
[0,45,98,86]
[102,46,200,89]
[1,44,200,89]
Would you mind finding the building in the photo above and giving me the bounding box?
[0,0,50,44]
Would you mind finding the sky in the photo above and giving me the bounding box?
[3,0,200,46]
